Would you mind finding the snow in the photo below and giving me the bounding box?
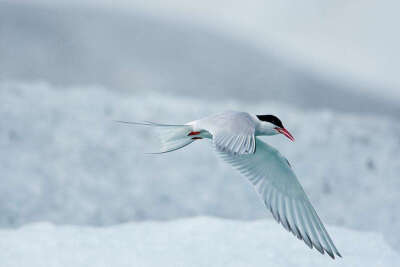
[0,217,398,267]
[1,2,399,264]
[20,0,400,101]
[1,82,400,252]
[2,2,399,117]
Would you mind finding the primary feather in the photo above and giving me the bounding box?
[217,138,341,259]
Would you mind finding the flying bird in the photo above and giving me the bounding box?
[117,111,341,259]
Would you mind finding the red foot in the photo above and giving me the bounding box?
[188,131,201,136]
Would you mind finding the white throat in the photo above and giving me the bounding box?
[255,121,279,136]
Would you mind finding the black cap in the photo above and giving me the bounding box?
[256,115,284,128]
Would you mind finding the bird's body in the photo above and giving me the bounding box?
[117,111,341,259]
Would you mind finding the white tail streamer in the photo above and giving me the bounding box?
[115,120,195,153]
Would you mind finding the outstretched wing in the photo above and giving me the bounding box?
[202,111,256,155]
[217,138,341,259]
[213,134,256,155]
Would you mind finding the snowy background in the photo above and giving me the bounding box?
[1,1,399,266]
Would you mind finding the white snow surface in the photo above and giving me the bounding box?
[0,217,398,267]
[1,82,400,251]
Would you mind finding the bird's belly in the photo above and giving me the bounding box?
[199,132,212,139]
[186,120,209,136]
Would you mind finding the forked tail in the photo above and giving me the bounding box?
[115,120,197,153]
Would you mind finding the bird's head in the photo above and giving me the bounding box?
[256,115,295,141]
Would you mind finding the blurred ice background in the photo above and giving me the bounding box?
[2,218,399,266]
[0,0,399,260]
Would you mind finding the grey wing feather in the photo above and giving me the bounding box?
[204,111,256,155]
[217,138,341,259]
[214,134,256,155]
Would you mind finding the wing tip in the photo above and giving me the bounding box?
[325,249,342,260]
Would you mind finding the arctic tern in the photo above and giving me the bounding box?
[117,111,341,259]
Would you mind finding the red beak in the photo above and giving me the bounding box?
[276,127,295,142]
